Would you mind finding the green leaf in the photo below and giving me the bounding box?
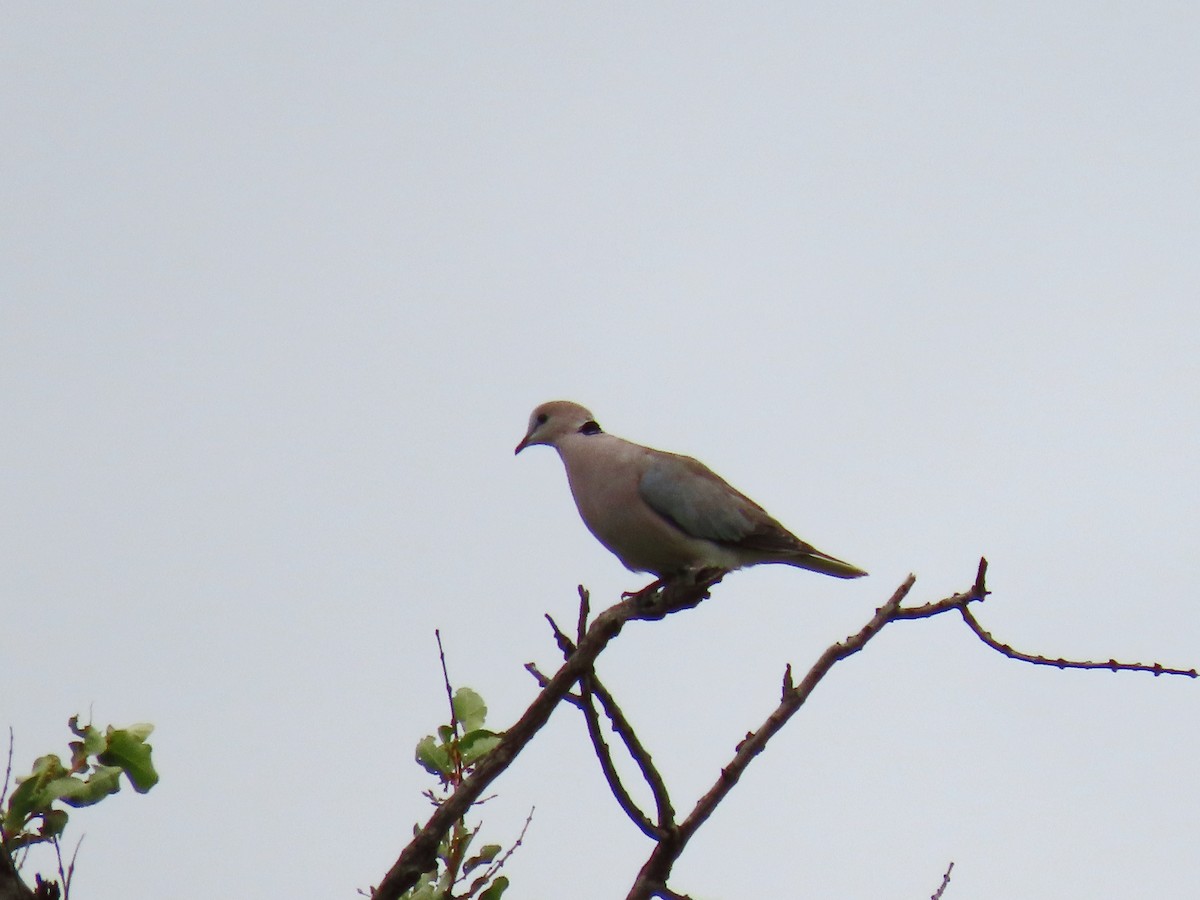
[437,724,455,744]
[436,831,455,866]
[463,843,502,874]
[415,736,453,777]
[97,724,159,793]
[38,809,69,840]
[453,688,487,733]
[406,883,439,900]
[6,768,46,821]
[55,765,123,808]
[2,719,159,849]
[69,716,108,757]
[479,875,510,900]
[23,753,69,784]
[120,722,155,742]
[458,730,501,767]
[4,755,69,831]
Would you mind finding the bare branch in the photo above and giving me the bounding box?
[543,613,677,835]
[523,663,583,708]
[434,629,465,787]
[958,606,1197,677]
[579,673,661,840]
[891,557,989,620]
[625,556,1196,897]
[930,861,954,900]
[50,837,81,900]
[540,611,657,836]
[544,614,575,659]
[587,678,675,830]
[2,727,12,813]
[625,574,919,899]
[434,630,458,734]
[1,731,36,900]
[468,807,535,897]
[576,586,590,645]
[891,558,1196,678]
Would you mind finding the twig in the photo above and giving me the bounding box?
[543,614,662,837]
[959,606,1197,677]
[2,727,13,814]
[578,672,661,840]
[432,629,482,896]
[576,586,590,645]
[434,630,460,741]
[1,729,38,900]
[931,860,954,900]
[543,612,677,834]
[544,614,576,659]
[523,664,583,708]
[473,807,534,891]
[51,837,81,900]
[891,559,1196,678]
[587,678,675,830]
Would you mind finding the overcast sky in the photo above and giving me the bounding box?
[3,5,1198,899]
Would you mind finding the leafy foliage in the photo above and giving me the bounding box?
[390,686,523,900]
[1,717,159,854]
[414,688,502,783]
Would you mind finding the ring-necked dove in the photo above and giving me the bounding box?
[515,401,867,581]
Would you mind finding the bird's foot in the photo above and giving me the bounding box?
[691,566,726,587]
[622,579,665,606]
[659,567,726,607]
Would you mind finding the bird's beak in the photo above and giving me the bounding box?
[514,434,532,455]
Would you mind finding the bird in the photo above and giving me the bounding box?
[514,400,867,583]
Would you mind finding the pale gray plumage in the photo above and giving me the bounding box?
[514,401,867,581]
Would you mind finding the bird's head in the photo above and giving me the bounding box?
[515,400,603,454]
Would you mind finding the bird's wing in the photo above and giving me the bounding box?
[638,452,773,544]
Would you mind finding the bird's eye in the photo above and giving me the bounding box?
[535,413,549,426]
[578,420,602,435]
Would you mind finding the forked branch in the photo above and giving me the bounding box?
[371,574,722,899]
[623,558,1194,898]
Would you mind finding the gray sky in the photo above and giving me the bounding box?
[3,5,1198,898]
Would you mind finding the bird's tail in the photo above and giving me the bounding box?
[791,549,868,579]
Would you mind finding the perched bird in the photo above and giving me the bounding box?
[515,401,867,581]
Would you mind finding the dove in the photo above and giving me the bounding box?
[514,401,866,581]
